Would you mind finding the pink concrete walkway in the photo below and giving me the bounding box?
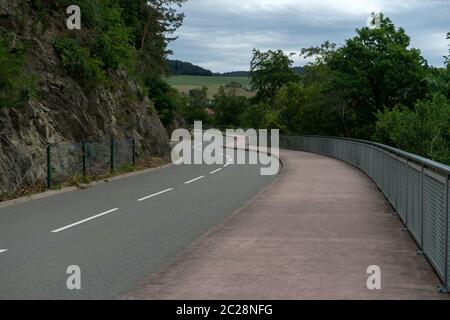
[124,150,448,299]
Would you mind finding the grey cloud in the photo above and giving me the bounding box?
[169,0,450,72]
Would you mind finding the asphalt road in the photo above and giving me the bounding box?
[0,147,278,299]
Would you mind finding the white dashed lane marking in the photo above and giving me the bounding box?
[138,188,173,202]
[51,208,119,233]
[184,176,205,185]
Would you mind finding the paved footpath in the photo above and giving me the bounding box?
[124,149,449,299]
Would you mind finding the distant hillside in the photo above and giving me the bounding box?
[215,71,251,77]
[168,60,213,76]
[168,59,305,77]
[216,67,304,77]
[167,75,251,87]
[292,66,305,75]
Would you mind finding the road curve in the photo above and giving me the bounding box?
[125,149,448,300]
[0,147,278,299]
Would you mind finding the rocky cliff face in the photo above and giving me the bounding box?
[0,1,171,196]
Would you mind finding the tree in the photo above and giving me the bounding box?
[267,42,346,136]
[273,80,343,136]
[47,0,185,85]
[179,87,208,124]
[446,32,450,68]
[213,87,251,127]
[262,109,287,132]
[145,78,179,126]
[117,0,187,79]
[250,49,299,104]
[326,15,428,138]
[424,66,450,100]
[374,94,450,164]
[92,1,136,71]
[239,103,268,129]
[300,41,337,65]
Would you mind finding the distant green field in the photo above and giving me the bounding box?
[167,75,255,98]
[167,75,251,87]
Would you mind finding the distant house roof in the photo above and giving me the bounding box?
[205,108,215,116]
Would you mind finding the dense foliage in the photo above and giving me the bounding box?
[18,0,186,127]
[31,0,185,89]
[53,36,105,86]
[178,87,209,124]
[250,49,299,104]
[1,0,188,133]
[326,17,429,138]
[213,87,251,127]
[146,78,180,126]
[374,94,450,164]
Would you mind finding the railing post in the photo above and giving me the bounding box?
[381,152,384,191]
[405,159,409,228]
[82,140,87,177]
[46,144,52,189]
[371,145,374,180]
[388,153,392,203]
[395,155,399,210]
[110,138,115,174]
[420,165,424,249]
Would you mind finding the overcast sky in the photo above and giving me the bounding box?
[168,0,450,72]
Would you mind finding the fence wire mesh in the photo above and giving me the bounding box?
[0,144,47,200]
[51,142,83,186]
[85,142,111,178]
[0,138,166,201]
[114,139,134,170]
[51,139,137,182]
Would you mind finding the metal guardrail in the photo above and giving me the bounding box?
[280,135,450,292]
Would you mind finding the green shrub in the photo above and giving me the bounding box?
[0,33,36,108]
[145,77,179,127]
[31,0,102,27]
[53,36,105,86]
[49,1,135,73]
[92,3,135,71]
[213,86,251,127]
[239,103,268,129]
[178,87,209,124]
[374,94,450,164]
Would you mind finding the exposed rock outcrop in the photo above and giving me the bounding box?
[0,1,171,195]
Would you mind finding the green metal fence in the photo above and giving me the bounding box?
[0,137,166,201]
[46,138,139,188]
